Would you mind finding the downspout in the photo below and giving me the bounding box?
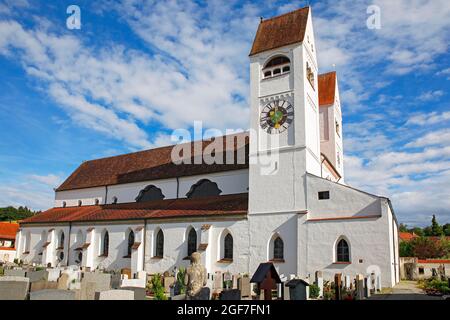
[176,177,180,198]
[142,219,147,271]
[67,221,72,266]
[104,185,109,204]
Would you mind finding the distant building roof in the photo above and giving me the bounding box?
[417,259,450,264]
[0,222,19,240]
[249,7,309,56]
[399,232,418,241]
[56,132,249,192]
[318,72,336,106]
[20,193,248,224]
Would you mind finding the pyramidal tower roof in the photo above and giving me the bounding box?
[249,6,310,56]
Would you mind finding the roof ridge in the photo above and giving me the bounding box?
[74,131,249,164]
[260,6,309,23]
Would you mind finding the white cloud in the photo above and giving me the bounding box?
[417,90,445,102]
[406,111,450,126]
[28,174,62,187]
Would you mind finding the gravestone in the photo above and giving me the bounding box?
[57,273,70,290]
[30,280,50,292]
[48,268,61,282]
[355,274,364,300]
[164,276,175,293]
[137,270,147,280]
[370,272,376,294]
[315,271,323,297]
[122,286,146,300]
[364,277,371,298]
[111,273,122,289]
[283,282,290,300]
[188,287,210,300]
[80,272,111,300]
[30,289,75,300]
[232,275,238,289]
[96,289,134,300]
[121,277,146,288]
[334,273,342,300]
[213,271,222,291]
[237,276,251,298]
[345,275,351,289]
[219,289,241,300]
[0,277,29,300]
[4,269,26,277]
[285,279,309,300]
[28,270,49,283]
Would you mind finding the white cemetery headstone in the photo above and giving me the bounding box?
[30,289,76,300]
[0,277,30,300]
[97,289,134,300]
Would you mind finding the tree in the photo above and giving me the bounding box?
[399,223,409,232]
[443,224,450,237]
[411,227,424,237]
[411,237,446,259]
[431,215,443,236]
[0,206,38,222]
[399,241,413,257]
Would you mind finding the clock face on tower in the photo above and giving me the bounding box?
[260,99,294,134]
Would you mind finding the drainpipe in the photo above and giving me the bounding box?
[67,222,72,266]
[176,177,180,198]
[104,185,109,204]
[142,219,147,272]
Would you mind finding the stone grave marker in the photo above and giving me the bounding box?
[57,273,70,290]
[219,288,241,300]
[355,274,364,300]
[315,271,323,297]
[80,272,111,300]
[122,286,146,300]
[285,279,309,300]
[28,270,49,283]
[223,271,232,289]
[164,276,175,293]
[345,275,351,289]
[232,274,238,289]
[48,268,61,282]
[96,289,134,300]
[121,277,146,288]
[334,273,342,300]
[30,289,76,300]
[213,271,222,291]
[111,273,122,289]
[121,268,132,279]
[237,276,251,298]
[0,277,29,300]
[4,269,26,277]
[364,277,371,298]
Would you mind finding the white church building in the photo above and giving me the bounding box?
[16,7,399,288]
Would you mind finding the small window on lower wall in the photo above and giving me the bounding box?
[318,191,330,200]
[418,267,424,275]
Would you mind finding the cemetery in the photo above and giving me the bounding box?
[0,253,390,300]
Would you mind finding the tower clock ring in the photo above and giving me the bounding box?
[260,99,294,134]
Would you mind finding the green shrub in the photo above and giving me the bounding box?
[151,273,167,300]
[309,284,320,299]
[0,266,4,276]
[176,267,186,294]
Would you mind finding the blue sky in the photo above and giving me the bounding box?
[0,0,449,226]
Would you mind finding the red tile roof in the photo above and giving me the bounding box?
[417,259,450,264]
[0,222,19,240]
[318,72,336,106]
[20,193,248,224]
[399,232,418,241]
[249,7,309,56]
[56,132,249,192]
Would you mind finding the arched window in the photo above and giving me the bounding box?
[127,230,134,257]
[155,229,164,257]
[62,201,67,208]
[336,238,350,262]
[263,55,291,79]
[112,196,118,204]
[273,237,284,260]
[102,231,109,257]
[224,233,233,260]
[78,200,82,206]
[186,179,222,199]
[187,228,197,257]
[135,185,165,202]
[59,232,65,249]
[94,198,100,205]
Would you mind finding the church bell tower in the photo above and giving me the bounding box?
[248,6,321,214]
